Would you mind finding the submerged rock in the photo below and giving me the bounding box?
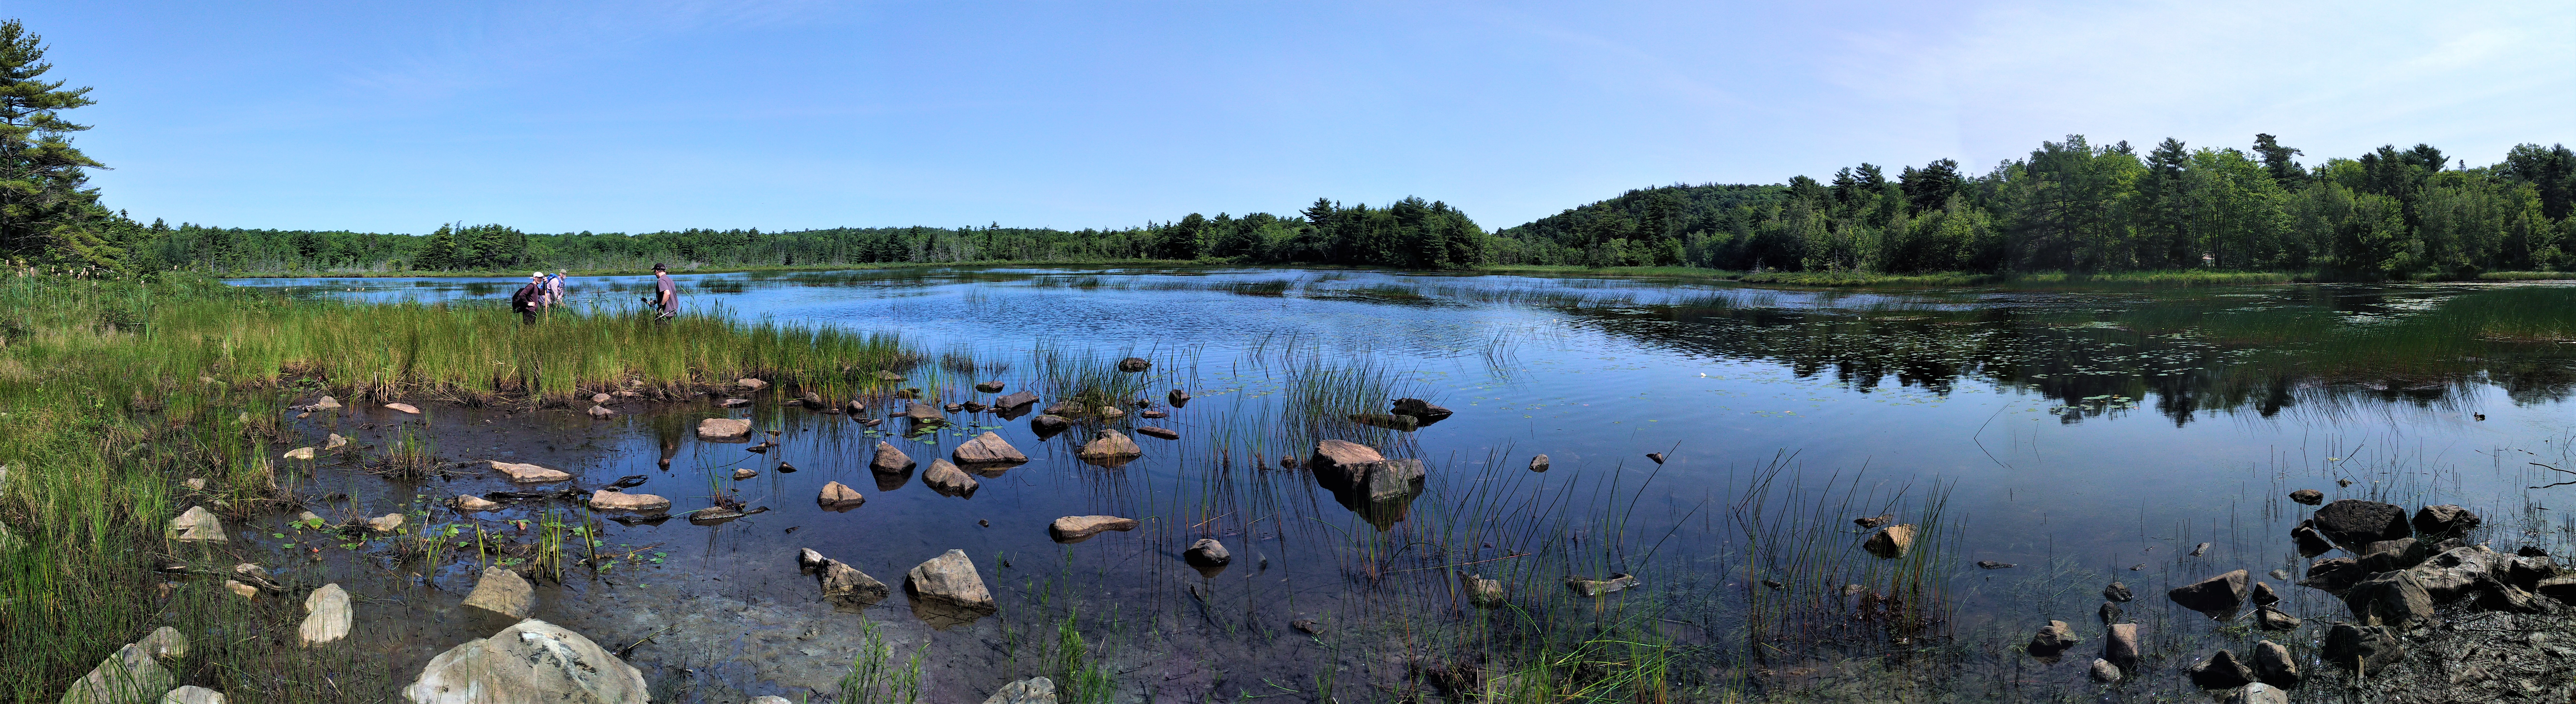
[402,619,646,704]
[817,482,865,511]
[167,506,226,543]
[1048,515,1138,543]
[587,405,616,418]
[2288,489,2323,505]
[491,461,573,484]
[1077,430,1143,466]
[974,381,1006,393]
[922,460,979,498]
[2168,570,2249,614]
[696,418,753,440]
[981,677,1057,704]
[954,432,1028,465]
[454,495,501,512]
[462,566,535,619]
[716,397,752,408]
[1117,357,1150,372]
[1135,426,1179,440]
[2027,620,2079,660]
[2312,499,2410,550]
[300,584,352,647]
[1862,524,1915,559]
[1029,415,1072,438]
[1565,573,1640,597]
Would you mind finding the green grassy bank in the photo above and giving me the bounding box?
[0,273,919,702]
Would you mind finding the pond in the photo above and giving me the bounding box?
[227,268,2576,702]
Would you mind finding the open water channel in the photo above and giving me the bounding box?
[226,268,2576,702]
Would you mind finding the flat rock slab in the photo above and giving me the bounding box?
[994,391,1039,409]
[384,403,420,414]
[1049,515,1138,543]
[301,584,352,647]
[1135,426,1179,440]
[588,490,670,513]
[2312,499,2410,549]
[462,566,535,619]
[402,619,646,704]
[696,418,753,441]
[490,461,572,484]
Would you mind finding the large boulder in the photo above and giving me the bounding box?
[586,490,668,513]
[167,506,226,543]
[2321,622,2404,673]
[2354,538,2421,572]
[491,461,573,484]
[982,677,1057,704]
[60,643,175,704]
[870,441,916,474]
[2168,570,2248,614]
[817,482,865,511]
[905,550,998,620]
[922,460,979,498]
[2342,570,2434,625]
[2403,545,2507,601]
[696,418,753,441]
[401,619,646,704]
[953,432,1027,465]
[2411,504,2480,539]
[1049,516,1139,543]
[300,584,352,647]
[2101,623,2141,666]
[1365,459,1426,503]
[1308,440,1386,487]
[461,566,535,620]
[2311,499,2409,550]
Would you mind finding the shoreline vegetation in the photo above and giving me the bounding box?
[206,258,2576,289]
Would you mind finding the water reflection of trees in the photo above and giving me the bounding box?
[1564,285,2576,425]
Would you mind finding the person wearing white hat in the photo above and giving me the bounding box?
[544,270,568,307]
[511,271,547,324]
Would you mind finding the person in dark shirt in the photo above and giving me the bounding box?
[510,272,546,324]
[652,263,677,319]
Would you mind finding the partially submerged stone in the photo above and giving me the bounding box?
[1077,430,1143,466]
[1185,539,1232,568]
[2287,489,2323,505]
[2251,639,2298,689]
[462,566,535,619]
[384,402,421,414]
[2169,570,2249,614]
[2187,649,2254,689]
[695,418,753,441]
[1565,573,1640,597]
[1528,454,1549,472]
[490,461,572,484]
[974,381,1006,393]
[993,391,1040,410]
[1135,426,1179,440]
[922,459,979,498]
[323,433,349,450]
[2102,623,2141,666]
[300,583,352,647]
[167,506,226,543]
[800,550,889,613]
[587,490,670,513]
[1461,574,1506,607]
[366,514,405,533]
[953,432,1028,465]
[906,550,998,618]
[2311,499,2410,550]
[311,396,343,410]
[455,495,501,512]
[587,405,616,418]
[870,441,917,474]
[282,447,316,461]
[2026,620,2078,660]
[1048,515,1138,543]
[737,378,768,391]
[1862,524,1915,559]
[902,402,943,422]
[2412,504,2481,538]
[402,619,647,704]
[817,481,865,511]
[1117,357,1150,372]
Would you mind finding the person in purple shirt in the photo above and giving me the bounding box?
[652,263,677,319]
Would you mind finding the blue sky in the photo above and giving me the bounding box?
[19,1,2576,234]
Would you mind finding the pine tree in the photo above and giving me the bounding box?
[0,19,111,266]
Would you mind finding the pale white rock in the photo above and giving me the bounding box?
[384,403,420,414]
[461,566,535,619]
[167,506,226,543]
[181,478,206,491]
[733,468,757,480]
[922,459,978,498]
[401,619,646,704]
[749,698,792,704]
[737,378,768,391]
[59,643,175,704]
[282,447,316,461]
[311,396,343,410]
[161,685,224,704]
[590,393,612,404]
[455,495,502,512]
[906,549,997,613]
[226,580,258,599]
[323,433,348,450]
[586,405,616,418]
[367,514,405,533]
[982,678,1058,704]
[300,584,352,647]
[696,418,752,440]
[587,490,669,512]
[138,627,187,660]
[489,461,572,484]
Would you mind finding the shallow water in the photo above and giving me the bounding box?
[229,268,2576,701]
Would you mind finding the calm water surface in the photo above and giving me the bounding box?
[228,269,2576,701]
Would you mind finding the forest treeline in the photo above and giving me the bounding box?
[6,18,2574,279]
[1498,135,2576,278]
